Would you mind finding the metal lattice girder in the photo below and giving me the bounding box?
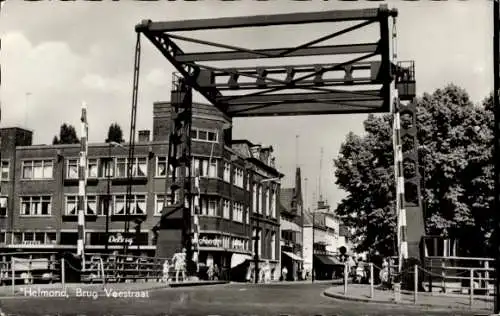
[220,90,382,105]
[201,62,381,91]
[140,6,394,32]
[175,43,379,63]
[137,5,398,116]
[227,100,384,117]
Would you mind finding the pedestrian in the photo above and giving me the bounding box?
[172,248,187,282]
[207,264,214,281]
[162,259,170,283]
[281,266,288,281]
[213,264,219,280]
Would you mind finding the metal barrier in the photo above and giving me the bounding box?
[78,253,171,283]
[0,252,60,286]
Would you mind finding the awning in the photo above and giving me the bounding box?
[231,253,252,268]
[314,254,343,266]
[282,251,303,261]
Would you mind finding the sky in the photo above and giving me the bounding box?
[0,0,493,211]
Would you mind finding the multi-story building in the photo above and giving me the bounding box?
[279,167,304,281]
[0,102,282,280]
[303,199,348,280]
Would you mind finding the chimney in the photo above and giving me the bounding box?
[138,130,150,143]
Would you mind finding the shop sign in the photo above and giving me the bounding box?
[108,233,133,246]
[232,239,245,250]
[199,236,222,247]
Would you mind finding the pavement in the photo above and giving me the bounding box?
[324,283,494,312]
[0,281,493,315]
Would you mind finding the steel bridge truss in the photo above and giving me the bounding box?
[136,5,413,117]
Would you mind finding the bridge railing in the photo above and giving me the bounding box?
[0,252,60,285]
[79,253,171,283]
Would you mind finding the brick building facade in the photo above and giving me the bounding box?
[0,102,282,280]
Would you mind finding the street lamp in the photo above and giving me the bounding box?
[105,141,125,253]
[254,177,281,284]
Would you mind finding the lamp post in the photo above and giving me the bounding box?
[105,141,125,253]
[254,177,281,284]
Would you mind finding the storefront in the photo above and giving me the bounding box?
[281,251,304,281]
[0,230,154,256]
[313,254,343,280]
[196,233,251,281]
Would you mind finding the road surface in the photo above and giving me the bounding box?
[0,282,485,315]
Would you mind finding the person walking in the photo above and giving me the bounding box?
[172,248,187,282]
[281,266,288,281]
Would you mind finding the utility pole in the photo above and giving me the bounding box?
[493,0,500,313]
[312,210,315,283]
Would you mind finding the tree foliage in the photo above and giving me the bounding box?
[52,123,79,145]
[106,123,124,143]
[334,84,494,257]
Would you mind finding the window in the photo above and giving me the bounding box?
[87,159,98,178]
[156,157,167,177]
[116,158,148,178]
[114,194,147,215]
[99,158,114,178]
[199,197,218,216]
[264,188,270,217]
[257,230,262,256]
[271,190,277,218]
[11,232,57,245]
[192,128,218,143]
[193,158,217,178]
[252,184,257,213]
[116,158,127,177]
[233,167,244,188]
[246,207,250,224]
[22,160,53,179]
[155,194,165,216]
[223,163,231,182]
[208,160,217,178]
[258,185,263,214]
[66,159,78,179]
[86,196,97,215]
[232,202,243,223]
[0,197,6,217]
[65,196,77,215]
[65,195,97,215]
[271,232,276,260]
[1,161,9,180]
[20,196,52,216]
[46,232,57,244]
[223,200,231,219]
[97,195,112,216]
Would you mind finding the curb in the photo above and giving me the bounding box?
[322,288,490,312]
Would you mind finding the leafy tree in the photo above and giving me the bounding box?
[106,123,124,143]
[334,84,493,257]
[52,123,79,144]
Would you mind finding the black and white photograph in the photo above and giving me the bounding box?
[0,0,497,315]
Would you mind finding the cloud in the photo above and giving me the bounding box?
[81,73,128,93]
[145,68,170,87]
